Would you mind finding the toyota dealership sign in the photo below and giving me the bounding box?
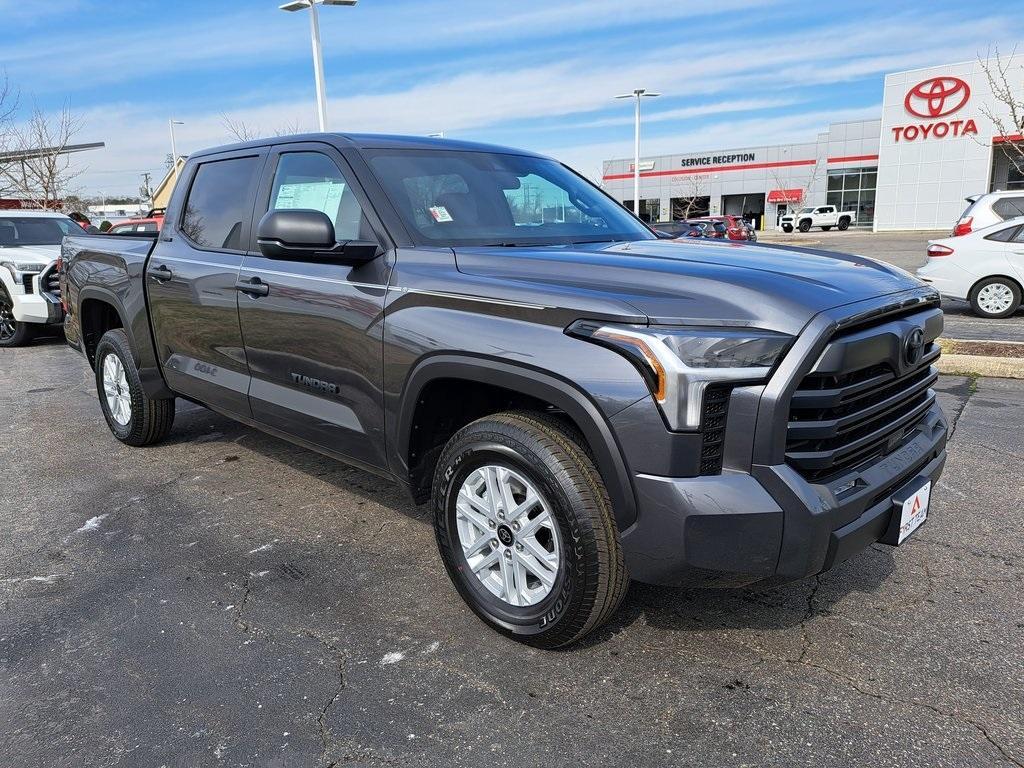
[891,75,978,141]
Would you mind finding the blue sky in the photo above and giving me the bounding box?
[2,0,1022,196]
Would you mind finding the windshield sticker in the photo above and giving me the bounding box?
[429,205,453,223]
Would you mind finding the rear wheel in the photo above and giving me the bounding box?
[837,217,851,231]
[0,288,35,348]
[94,328,175,446]
[432,411,628,648]
[798,219,811,232]
[970,277,1022,319]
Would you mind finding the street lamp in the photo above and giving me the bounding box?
[280,0,357,132]
[614,88,659,217]
[168,119,184,184]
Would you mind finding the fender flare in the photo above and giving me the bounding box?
[397,353,639,530]
[77,286,133,363]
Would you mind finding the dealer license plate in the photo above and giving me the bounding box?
[897,481,930,544]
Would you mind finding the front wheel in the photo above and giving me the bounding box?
[94,328,176,446]
[970,277,1022,318]
[0,289,35,348]
[798,219,811,232]
[432,411,628,648]
[781,225,793,233]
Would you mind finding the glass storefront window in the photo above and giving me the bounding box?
[825,166,877,226]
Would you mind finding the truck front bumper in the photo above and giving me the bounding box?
[12,291,63,325]
[619,402,947,587]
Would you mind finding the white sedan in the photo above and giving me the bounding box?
[917,217,1024,318]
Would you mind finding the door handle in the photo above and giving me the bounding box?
[235,276,270,297]
[147,264,173,282]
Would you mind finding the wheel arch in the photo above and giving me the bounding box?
[396,354,638,530]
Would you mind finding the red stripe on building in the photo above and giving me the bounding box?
[826,154,879,164]
[993,134,1023,144]
[602,158,816,181]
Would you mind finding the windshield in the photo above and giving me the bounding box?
[799,207,814,214]
[0,216,82,246]
[367,149,654,247]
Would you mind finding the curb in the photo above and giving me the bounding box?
[938,353,1024,379]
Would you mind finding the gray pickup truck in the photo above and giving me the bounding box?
[61,134,946,647]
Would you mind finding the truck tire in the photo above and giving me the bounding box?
[798,219,811,232]
[781,224,793,233]
[821,226,832,231]
[837,217,851,231]
[969,277,1022,319]
[0,287,35,348]
[432,410,628,648]
[94,328,175,446]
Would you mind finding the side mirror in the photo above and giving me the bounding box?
[256,209,381,264]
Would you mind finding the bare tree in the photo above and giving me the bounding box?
[222,114,305,142]
[0,101,85,209]
[669,173,710,219]
[768,160,821,221]
[977,46,1024,176]
[0,70,18,146]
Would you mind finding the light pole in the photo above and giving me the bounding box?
[280,0,357,132]
[615,88,659,217]
[168,119,184,184]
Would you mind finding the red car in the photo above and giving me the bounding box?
[697,215,755,241]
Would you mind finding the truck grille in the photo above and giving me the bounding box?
[40,265,61,299]
[785,311,941,483]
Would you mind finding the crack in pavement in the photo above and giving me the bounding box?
[232,575,253,634]
[307,632,348,768]
[797,576,822,663]
[743,644,1024,767]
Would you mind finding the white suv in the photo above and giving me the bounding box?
[952,190,1024,236]
[0,210,81,347]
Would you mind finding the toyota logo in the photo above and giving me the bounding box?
[904,77,971,118]
[904,328,925,367]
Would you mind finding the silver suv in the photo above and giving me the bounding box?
[953,190,1024,236]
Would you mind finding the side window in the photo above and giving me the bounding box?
[985,226,1019,242]
[993,197,1024,220]
[268,152,372,242]
[181,156,261,250]
[1013,227,1024,243]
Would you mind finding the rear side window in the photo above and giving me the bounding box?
[181,156,261,250]
[984,225,1020,242]
[993,197,1024,220]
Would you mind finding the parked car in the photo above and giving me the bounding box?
[704,214,755,241]
[107,217,163,235]
[951,190,1024,236]
[780,205,856,233]
[917,217,1024,318]
[687,218,728,238]
[0,210,78,346]
[62,133,946,647]
[652,220,703,238]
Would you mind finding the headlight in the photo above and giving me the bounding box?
[567,320,793,431]
[1,261,47,276]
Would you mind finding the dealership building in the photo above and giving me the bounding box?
[602,56,1024,231]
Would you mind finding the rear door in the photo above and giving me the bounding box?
[147,149,267,418]
[236,142,392,469]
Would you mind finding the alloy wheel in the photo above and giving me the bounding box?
[102,353,132,426]
[0,295,15,342]
[454,464,561,607]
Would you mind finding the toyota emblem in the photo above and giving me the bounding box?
[904,77,971,119]
[904,328,925,366]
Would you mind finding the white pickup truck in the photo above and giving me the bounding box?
[0,210,80,346]
[780,205,856,233]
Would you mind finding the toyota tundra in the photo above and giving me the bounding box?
[60,134,946,647]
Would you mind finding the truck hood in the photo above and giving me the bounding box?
[0,243,60,263]
[453,239,924,336]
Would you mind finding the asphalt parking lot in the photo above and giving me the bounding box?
[758,228,1024,342]
[2,340,1023,767]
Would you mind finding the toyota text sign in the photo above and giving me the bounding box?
[892,76,977,142]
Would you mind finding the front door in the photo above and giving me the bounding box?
[146,150,266,418]
[237,143,392,469]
